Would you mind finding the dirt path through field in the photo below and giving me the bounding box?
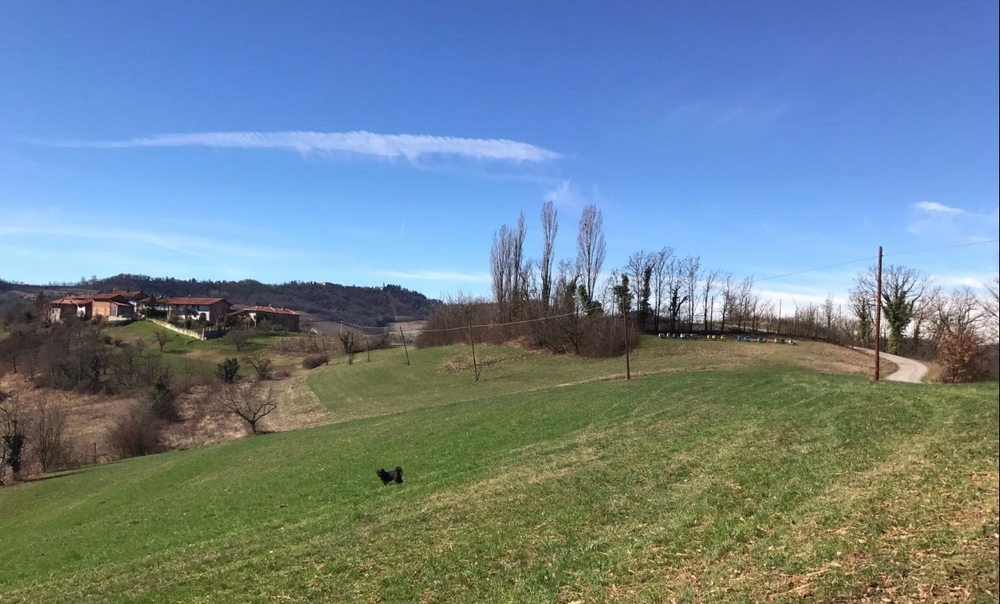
[852,347,929,383]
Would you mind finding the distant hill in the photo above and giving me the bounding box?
[0,275,438,328]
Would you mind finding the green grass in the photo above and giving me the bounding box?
[306,337,892,422]
[0,348,996,602]
[106,321,297,381]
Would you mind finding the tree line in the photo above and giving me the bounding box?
[417,201,999,380]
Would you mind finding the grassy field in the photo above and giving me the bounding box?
[0,342,995,603]
[306,337,899,423]
[106,320,303,380]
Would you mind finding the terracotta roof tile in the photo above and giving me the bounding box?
[233,305,300,316]
[163,297,230,306]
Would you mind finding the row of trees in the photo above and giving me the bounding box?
[425,200,998,381]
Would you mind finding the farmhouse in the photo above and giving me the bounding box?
[50,296,95,321]
[90,293,136,319]
[230,305,301,331]
[163,297,232,323]
[49,290,151,322]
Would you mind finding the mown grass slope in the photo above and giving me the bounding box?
[0,346,995,603]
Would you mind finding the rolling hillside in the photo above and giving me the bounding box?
[0,275,438,327]
[0,341,996,603]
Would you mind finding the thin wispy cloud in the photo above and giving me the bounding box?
[45,131,563,163]
[913,201,965,214]
[374,269,491,283]
[907,201,999,238]
[0,219,297,261]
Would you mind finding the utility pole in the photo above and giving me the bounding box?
[874,246,883,381]
[399,325,410,366]
[777,299,782,335]
[469,322,480,382]
[623,311,631,380]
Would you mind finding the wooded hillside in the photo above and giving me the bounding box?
[0,275,437,328]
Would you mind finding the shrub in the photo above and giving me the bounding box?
[149,374,179,422]
[225,328,251,352]
[937,325,987,383]
[104,403,161,459]
[215,358,240,383]
[31,400,75,473]
[244,351,274,380]
[302,355,328,369]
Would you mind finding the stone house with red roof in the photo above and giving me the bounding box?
[163,297,232,323]
[230,305,301,331]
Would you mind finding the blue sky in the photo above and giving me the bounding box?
[1,1,997,307]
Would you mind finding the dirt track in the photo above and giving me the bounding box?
[852,347,929,383]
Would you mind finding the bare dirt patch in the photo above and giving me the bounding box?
[777,342,898,378]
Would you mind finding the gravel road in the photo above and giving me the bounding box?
[853,347,929,383]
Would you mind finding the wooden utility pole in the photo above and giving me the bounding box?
[469,322,480,382]
[399,325,410,366]
[365,333,371,363]
[874,245,883,381]
[777,299,782,335]
[623,312,631,380]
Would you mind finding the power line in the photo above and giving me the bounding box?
[884,238,999,259]
[332,311,581,335]
[756,238,998,283]
[319,239,998,334]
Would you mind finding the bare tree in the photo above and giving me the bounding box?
[650,247,674,333]
[984,267,999,341]
[110,344,142,390]
[491,223,513,314]
[719,272,735,334]
[539,200,559,311]
[576,204,606,302]
[736,277,756,331]
[933,286,983,336]
[490,213,528,320]
[701,270,720,332]
[510,212,528,316]
[154,329,171,353]
[682,256,701,332]
[217,381,278,435]
[226,328,251,352]
[339,331,358,365]
[244,351,274,380]
[822,296,836,337]
[664,257,687,332]
[31,399,72,473]
[626,251,654,330]
[105,403,161,459]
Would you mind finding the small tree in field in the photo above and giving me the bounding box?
[217,381,277,435]
[31,400,72,473]
[149,374,179,422]
[215,358,240,383]
[226,328,251,352]
[154,330,171,353]
[105,403,161,459]
[244,351,274,380]
[339,332,358,365]
[1,391,26,484]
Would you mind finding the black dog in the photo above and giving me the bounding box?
[376,466,403,485]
